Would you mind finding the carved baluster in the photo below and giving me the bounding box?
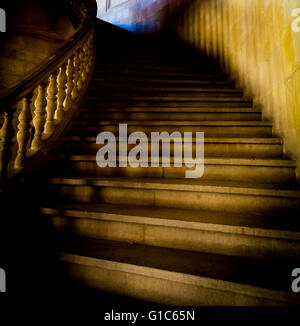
[55,62,67,121]
[81,44,87,82]
[15,94,33,169]
[45,73,58,135]
[88,35,94,68]
[77,48,83,91]
[86,40,91,72]
[0,108,15,185]
[83,41,90,75]
[64,56,74,111]
[31,82,47,150]
[72,52,79,99]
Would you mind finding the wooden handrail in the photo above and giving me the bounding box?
[0,0,97,186]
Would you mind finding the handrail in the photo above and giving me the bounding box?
[0,0,98,186]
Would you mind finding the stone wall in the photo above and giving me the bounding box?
[0,0,75,89]
[175,0,300,179]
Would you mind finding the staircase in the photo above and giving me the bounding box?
[39,22,300,306]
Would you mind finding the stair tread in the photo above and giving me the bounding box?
[48,176,300,196]
[80,107,260,112]
[95,69,227,77]
[92,80,235,86]
[89,87,241,93]
[72,120,270,126]
[55,154,295,167]
[93,77,234,84]
[57,236,299,294]
[87,97,251,102]
[95,64,217,73]
[62,136,281,144]
[41,202,300,236]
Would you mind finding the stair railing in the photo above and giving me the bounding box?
[0,0,97,187]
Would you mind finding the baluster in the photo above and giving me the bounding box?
[0,108,15,185]
[81,45,87,83]
[88,35,94,68]
[31,82,47,150]
[77,48,83,91]
[15,94,33,169]
[72,52,79,99]
[55,63,67,122]
[83,41,89,75]
[45,72,58,135]
[64,56,74,111]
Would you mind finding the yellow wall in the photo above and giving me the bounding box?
[176,0,300,178]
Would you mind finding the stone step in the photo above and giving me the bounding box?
[93,76,234,86]
[51,155,296,185]
[97,51,206,66]
[92,79,236,88]
[56,237,300,305]
[47,177,300,216]
[76,109,261,121]
[87,90,244,99]
[97,57,206,71]
[89,84,240,92]
[84,98,253,108]
[40,203,300,261]
[69,121,272,138]
[95,62,217,73]
[59,137,283,158]
[99,51,213,68]
[94,69,228,80]
[86,96,251,102]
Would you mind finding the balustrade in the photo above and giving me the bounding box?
[0,0,96,186]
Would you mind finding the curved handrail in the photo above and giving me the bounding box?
[0,0,98,186]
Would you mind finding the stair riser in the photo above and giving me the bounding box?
[95,70,227,80]
[97,54,193,65]
[49,184,300,215]
[95,61,207,69]
[85,101,252,108]
[70,125,272,138]
[92,81,236,88]
[94,71,227,80]
[95,65,216,74]
[94,77,233,85]
[52,161,296,184]
[98,56,216,69]
[47,215,300,261]
[87,92,243,98]
[90,86,237,92]
[59,258,291,306]
[77,112,260,121]
[59,141,283,158]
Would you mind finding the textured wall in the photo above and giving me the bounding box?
[176,0,300,178]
